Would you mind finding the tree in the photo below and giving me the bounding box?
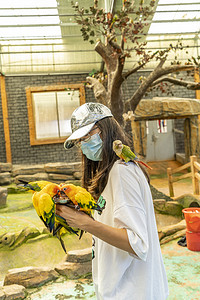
[72,0,200,124]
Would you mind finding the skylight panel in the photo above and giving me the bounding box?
[0,0,61,40]
[149,0,200,34]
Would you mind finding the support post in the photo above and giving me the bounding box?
[130,117,147,158]
[167,167,174,197]
[194,69,200,155]
[0,75,12,163]
[190,155,199,195]
[194,69,200,100]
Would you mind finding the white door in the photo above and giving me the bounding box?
[146,119,175,161]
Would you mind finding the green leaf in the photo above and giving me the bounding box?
[83,35,89,40]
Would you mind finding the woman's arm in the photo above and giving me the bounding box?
[56,205,137,255]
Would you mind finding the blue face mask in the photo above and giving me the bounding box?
[81,133,103,161]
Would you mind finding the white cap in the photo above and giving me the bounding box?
[64,102,113,149]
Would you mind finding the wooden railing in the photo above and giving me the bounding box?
[167,155,200,197]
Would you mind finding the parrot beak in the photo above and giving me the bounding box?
[53,191,72,204]
[52,190,60,200]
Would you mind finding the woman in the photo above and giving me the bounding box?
[56,102,169,300]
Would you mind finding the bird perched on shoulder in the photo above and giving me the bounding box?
[59,183,106,216]
[113,140,152,170]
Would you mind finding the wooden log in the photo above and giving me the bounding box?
[167,167,174,197]
[191,155,199,195]
[171,162,190,174]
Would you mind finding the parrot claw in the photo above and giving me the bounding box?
[75,204,80,210]
[119,160,128,166]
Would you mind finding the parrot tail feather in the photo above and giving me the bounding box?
[69,227,79,236]
[17,179,36,191]
[57,235,67,253]
[53,224,62,236]
[39,216,48,230]
[48,219,55,233]
[138,160,152,170]
[91,205,103,214]
[55,214,79,236]
[79,230,84,240]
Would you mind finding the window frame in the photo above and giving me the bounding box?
[26,84,85,146]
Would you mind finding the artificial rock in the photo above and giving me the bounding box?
[4,266,59,288]
[0,187,7,207]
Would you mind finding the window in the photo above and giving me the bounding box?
[146,119,168,135]
[26,84,85,145]
[157,119,167,133]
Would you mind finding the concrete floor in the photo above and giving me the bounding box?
[162,240,200,300]
[149,160,200,300]
[26,240,200,300]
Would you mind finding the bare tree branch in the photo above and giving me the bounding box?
[123,51,161,79]
[126,61,196,112]
[125,58,166,112]
[108,38,122,54]
[95,41,112,62]
[121,28,125,52]
[110,57,124,99]
[86,77,108,105]
[161,64,195,76]
[151,76,200,90]
[123,62,146,79]
[157,57,167,69]
[95,40,118,74]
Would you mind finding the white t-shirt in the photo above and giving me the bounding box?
[92,161,169,300]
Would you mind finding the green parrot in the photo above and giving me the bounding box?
[113,140,152,170]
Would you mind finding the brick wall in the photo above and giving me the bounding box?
[0,72,196,164]
[0,92,6,162]
[1,74,95,165]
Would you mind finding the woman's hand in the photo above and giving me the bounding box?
[56,204,93,230]
[56,205,136,255]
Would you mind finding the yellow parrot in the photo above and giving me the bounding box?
[18,180,81,253]
[58,183,106,241]
[113,140,152,170]
[59,183,106,216]
[32,183,61,232]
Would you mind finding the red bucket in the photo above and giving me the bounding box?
[182,207,200,232]
[186,231,200,251]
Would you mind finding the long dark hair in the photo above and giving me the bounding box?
[82,116,149,200]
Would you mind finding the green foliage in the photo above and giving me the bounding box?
[71,0,156,47]
[89,69,97,76]
[71,1,198,69]
[71,0,200,108]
